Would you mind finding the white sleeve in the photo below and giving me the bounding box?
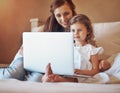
[90,47,104,55]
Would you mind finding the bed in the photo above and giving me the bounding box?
[0,79,120,93]
[0,21,120,93]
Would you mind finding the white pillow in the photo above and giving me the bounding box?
[105,53,120,77]
[93,21,120,59]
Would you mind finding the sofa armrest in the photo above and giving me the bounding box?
[0,64,9,68]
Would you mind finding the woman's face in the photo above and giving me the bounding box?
[54,3,73,28]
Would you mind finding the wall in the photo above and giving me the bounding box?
[74,0,120,22]
[0,0,120,64]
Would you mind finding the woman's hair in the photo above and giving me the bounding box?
[69,14,97,47]
[43,0,76,32]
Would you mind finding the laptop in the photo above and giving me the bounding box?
[23,32,74,75]
[23,32,91,78]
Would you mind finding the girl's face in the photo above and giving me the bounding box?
[54,3,73,28]
[70,22,88,45]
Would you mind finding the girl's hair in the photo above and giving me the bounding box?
[43,0,76,32]
[69,14,97,47]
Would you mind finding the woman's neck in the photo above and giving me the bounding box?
[64,27,69,32]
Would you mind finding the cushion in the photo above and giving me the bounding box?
[93,21,120,59]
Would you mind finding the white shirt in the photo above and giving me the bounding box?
[74,44,104,70]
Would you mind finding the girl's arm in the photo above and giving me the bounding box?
[75,54,99,76]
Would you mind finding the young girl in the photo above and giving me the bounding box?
[70,14,101,76]
[42,14,110,82]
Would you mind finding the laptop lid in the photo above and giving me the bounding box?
[23,32,74,76]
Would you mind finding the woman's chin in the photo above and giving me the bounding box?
[62,24,68,28]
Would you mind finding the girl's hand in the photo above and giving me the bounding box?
[74,69,82,74]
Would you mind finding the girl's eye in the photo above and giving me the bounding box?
[71,29,75,32]
[78,29,82,32]
[70,29,82,33]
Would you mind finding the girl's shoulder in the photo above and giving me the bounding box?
[83,44,95,50]
[85,44,104,55]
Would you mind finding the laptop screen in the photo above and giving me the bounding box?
[23,32,74,75]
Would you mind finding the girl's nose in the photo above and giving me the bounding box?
[74,30,78,34]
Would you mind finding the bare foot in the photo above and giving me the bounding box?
[41,63,53,82]
[42,63,77,82]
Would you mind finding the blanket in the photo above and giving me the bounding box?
[0,79,119,93]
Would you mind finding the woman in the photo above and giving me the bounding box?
[0,0,77,81]
[0,0,110,81]
[38,0,76,32]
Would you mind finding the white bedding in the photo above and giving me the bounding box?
[0,79,120,93]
